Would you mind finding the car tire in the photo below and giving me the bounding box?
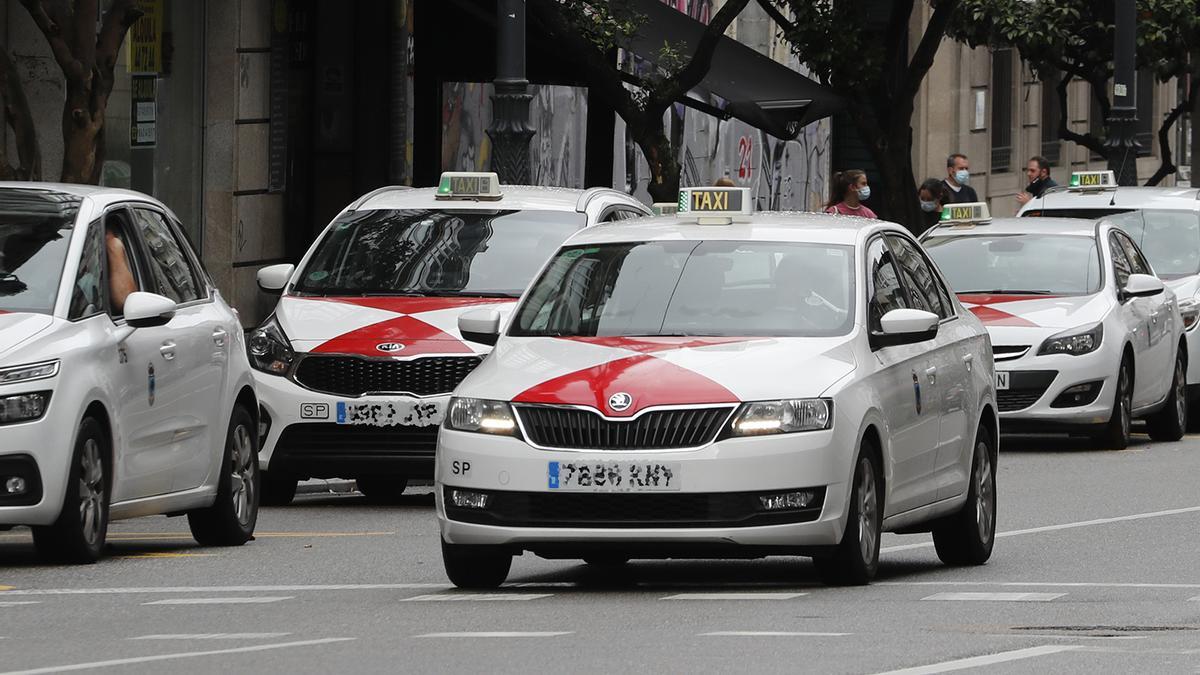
[188,406,259,546]
[441,539,512,589]
[812,443,881,586]
[260,471,297,506]
[356,476,409,504]
[931,425,996,566]
[32,417,109,564]
[1147,348,1187,442]
[1094,355,1133,450]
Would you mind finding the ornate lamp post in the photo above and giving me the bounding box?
[487,0,534,183]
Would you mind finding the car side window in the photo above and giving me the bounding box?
[130,207,203,304]
[1116,233,1152,276]
[885,234,947,318]
[866,237,909,333]
[103,208,146,318]
[1109,232,1132,288]
[68,220,108,320]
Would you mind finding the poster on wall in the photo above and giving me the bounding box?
[130,75,157,148]
[127,0,164,74]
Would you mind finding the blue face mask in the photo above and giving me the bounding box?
[857,185,871,201]
[920,200,938,212]
[954,169,970,185]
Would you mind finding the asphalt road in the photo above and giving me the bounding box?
[2,430,1200,674]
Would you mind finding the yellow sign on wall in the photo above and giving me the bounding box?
[127,0,164,74]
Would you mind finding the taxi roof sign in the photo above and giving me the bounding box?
[436,172,503,201]
[676,187,753,223]
[1069,170,1116,190]
[651,202,679,216]
[939,202,991,225]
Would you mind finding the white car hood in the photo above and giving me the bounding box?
[957,293,1110,345]
[0,312,56,362]
[275,295,517,356]
[460,335,858,416]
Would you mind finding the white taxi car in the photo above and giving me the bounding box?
[1019,170,1200,420]
[436,187,997,588]
[923,202,1186,448]
[251,172,650,504]
[0,184,259,563]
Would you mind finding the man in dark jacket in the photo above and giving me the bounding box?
[943,153,979,203]
[1016,155,1058,205]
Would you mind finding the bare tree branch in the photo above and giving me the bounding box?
[1055,71,1108,158]
[896,0,959,124]
[1145,84,1197,186]
[756,0,796,33]
[17,0,76,74]
[97,0,142,70]
[0,47,42,180]
[665,0,752,105]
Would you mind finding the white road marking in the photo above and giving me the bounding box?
[922,592,1065,602]
[415,632,572,638]
[663,592,807,601]
[0,584,447,596]
[130,633,292,640]
[882,581,1200,590]
[882,504,1200,553]
[872,645,1080,674]
[0,601,40,607]
[401,593,552,602]
[699,631,851,637]
[142,596,293,606]
[0,637,356,675]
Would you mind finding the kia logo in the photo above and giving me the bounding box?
[376,342,405,353]
[608,392,633,412]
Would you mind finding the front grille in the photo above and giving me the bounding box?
[993,345,1031,362]
[997,370,1057,412]
[998,390,1046,412]
[515,405,734,450]
[293,355,482,397]
[275,423,439,458]
[444,487,826,528]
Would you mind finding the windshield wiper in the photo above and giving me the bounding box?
[958,289,1057,295]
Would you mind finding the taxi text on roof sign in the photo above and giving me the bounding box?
[939,202,991,225]
[1069,170,1116,190]
[435,171,503,201]
[675,187,753,221]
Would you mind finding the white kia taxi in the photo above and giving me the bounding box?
[251,172,650,504]
[436,187,997,588]
[1019,170,1200,420]
[0,184,259,563]
[923,202,1186,448]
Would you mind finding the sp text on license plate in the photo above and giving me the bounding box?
[547,461,681,491]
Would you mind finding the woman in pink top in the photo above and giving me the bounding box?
[824,169,877,219]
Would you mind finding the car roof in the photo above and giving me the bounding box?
[352,185,645,214]
[925,216,1099,238]
[0,182,162,209]
[561,211,906,247]
[1031,185,1200,211]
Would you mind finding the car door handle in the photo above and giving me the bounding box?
[962,353,974,371]
[160,341,177,360]
[212,328,228,347]
[925,366,937,383]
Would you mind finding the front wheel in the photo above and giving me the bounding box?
[442,539,512,589]
[812,445,881,586]
[1148,348,1187,442]
[1094,356,1133,449]
[32,417,109,564]
[188,406,259,546]
[932,426,996,566]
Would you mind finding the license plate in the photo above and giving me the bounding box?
[336,400,444,427]
[995,371,1010,391]
[547,461,681,491]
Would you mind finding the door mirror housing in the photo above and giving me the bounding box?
[871,308,940,349]
[1121,273,1165,300]
[257,264,295,294]
[458,308,503,347]
[123,291,177,328]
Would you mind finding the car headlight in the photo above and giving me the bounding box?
[0,391,51,425]
[1179,297,1200,332]
[728,399,832,437]
[1038,323,1103,356]
[445,397,519,436]
[0,360,59,384]
[248,316,295,375]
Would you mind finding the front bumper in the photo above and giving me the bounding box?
[435,427,852,553]
[255,372,446,479]
[0,400,71,527]
[995,348,1116,428]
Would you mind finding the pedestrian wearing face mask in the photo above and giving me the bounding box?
[824,169,877,218]
[1015,155,1058,205]
[943,153,979,204]
[917,178,949,232]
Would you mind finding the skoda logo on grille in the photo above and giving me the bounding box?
[608,392,633,412]
[376,342,405,353]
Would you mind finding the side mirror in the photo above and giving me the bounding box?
[459,308,502,347]
[1122,273,1164,300]
[871,308,939,349]
[124,291,177,329]
[257,264,295,294]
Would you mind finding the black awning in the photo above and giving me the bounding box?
[627,0,843,139]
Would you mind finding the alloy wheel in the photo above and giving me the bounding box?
[1118,363,1132,439]
[1174,357,1187,424]
[78,438,105,546]
[230,424,256,526]
[857,460,878,563]
[974,441,994,545]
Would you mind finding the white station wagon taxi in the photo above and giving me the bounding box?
[1019,170,1200,421]
[251,173,650,504]
[436,187,998,588]
[924,202,1186,448]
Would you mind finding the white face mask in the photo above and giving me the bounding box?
[920,200,938,212]
[954,169,970,185]
[857,185,871,201]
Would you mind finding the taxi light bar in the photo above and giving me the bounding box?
[939,202,991,225]
[435,171,503,201]
[1069,170,1116,190]
[676,187,753,223]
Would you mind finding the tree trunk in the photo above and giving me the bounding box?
[637,118,682,204]
[1145,84,1195,186]
[60,83,105,184]
[0,47,41,180]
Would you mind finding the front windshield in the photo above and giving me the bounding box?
[1028,208,1200,279]
[924,233,1102,296]
[0,190,81,314]
[295,209,585,296]
[511,240,856,338]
